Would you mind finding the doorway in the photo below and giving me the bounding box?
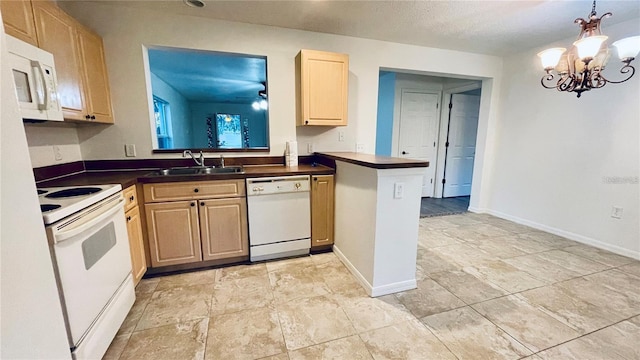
[441,92,481,198]
[397,90,440,197]
[375,72,482,202]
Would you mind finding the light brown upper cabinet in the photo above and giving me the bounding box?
[29,0,114,124]
[76,26,113,123]
[296,50,349,126]
[1,0,39,46]
[31,1,86,120]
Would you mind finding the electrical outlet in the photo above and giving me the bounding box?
[611,206,623,219]
[338,131,345,142]
[53,145,63,161]
[394,182,404,199]
[125,144,137,157]
[307,143,314,154]
[356,143,364,153]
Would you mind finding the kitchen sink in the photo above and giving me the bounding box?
[156,166,244,176]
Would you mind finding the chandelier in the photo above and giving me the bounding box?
[537,0,639,97]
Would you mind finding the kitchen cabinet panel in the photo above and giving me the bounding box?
[143,180,248,268]
[297,49,349,126]
[125,205,147,286]
[76,25,113,124]
[311,175,335,249]
[143,180,245,203]
[199,198,248,261]
[32,0,86,120]
[1,0,38,46]
[145,200,202,267]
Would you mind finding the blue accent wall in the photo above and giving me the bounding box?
[375,71,396,156]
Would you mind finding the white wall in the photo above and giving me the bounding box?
[485,18,640,259]
[24,124,83,167]
[58,3,502,189]
[1,21,72,359]
[150,72,191,148]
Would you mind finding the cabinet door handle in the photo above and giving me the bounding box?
[126,216,131,222]
[402,151,409,155]
[190,202,195,207]
[85,114,91,120]
[194,188,199,193]
[305,120,309,125]
[129,196,134,201]
[90,115,96,120]
[313,177,317,181]
[200,201,205,206]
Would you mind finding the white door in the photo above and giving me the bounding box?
[443,94,480,197]
[398,90,439,197]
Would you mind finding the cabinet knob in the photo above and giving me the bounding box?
[126,216,131,221]
[90,115,96,120]
[85,115,91,120]
[305,120,309,124]
[402,151,409,155]
[129,196,134,201]
[200,202,205,206]
[313,177,317,181]
[194,188,199,193]
[190,202,195,207]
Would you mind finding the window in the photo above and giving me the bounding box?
[153,96,173,149]
[214,114,244,148]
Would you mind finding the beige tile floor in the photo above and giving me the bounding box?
[104,213,640,360]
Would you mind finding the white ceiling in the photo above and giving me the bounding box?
[101,0,640,56]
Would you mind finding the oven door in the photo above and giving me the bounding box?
[48,194,132,346]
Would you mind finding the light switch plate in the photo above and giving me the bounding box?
[394,182,404,199]
[125,144,136,157]
[356,143,364,153]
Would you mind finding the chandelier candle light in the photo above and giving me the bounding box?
[537,0,639,97]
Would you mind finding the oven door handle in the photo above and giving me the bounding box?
[55,199,124,242]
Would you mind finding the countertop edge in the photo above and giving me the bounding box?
[316,152,429,169]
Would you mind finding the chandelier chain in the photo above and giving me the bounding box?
[590,0,597,17]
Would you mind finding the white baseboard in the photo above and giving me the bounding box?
[370,279,417,297]
[484,209,640,261]
[332,245,374,296]
[333,246,418,297]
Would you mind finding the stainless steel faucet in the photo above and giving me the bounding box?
[183,150,205,167]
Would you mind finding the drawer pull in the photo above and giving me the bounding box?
[129,195,135,201]
[126,216,131,222]
[194,188,199,193]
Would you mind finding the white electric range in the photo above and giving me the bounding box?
[37,184,135,360]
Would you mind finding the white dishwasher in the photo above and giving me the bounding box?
[246,175,311,261]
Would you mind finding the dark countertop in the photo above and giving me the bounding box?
[316,152,429,169]
[37,164,334,188]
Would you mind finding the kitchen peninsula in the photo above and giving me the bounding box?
[316,152,428,297]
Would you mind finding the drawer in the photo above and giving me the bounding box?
[123,185,138,212]
[143,180,245,203]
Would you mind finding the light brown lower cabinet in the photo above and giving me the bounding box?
[143,180,248,268]
[199,198,248,261]
[144,200,202,267]
[125,205,147,285]
[311,175,335,249]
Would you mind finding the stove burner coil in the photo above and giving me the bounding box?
[41,204,62,212]
[45,187,102,198]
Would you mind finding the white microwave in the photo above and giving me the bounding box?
[6,35,63,122]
